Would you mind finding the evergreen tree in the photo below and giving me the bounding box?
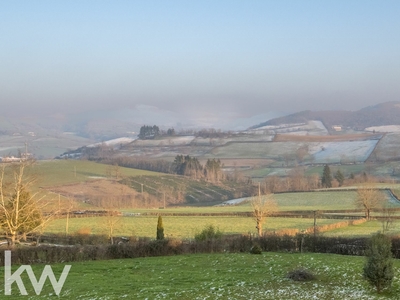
[321,165,332,188]
[156,215,164,240]
[363,232,394,293]
[138,125,160,139]
[334,170,345,187]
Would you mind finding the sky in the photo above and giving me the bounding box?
[1,1,399,128]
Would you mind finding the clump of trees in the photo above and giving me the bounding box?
[172,155,203,178]
[363,232,394,293]
[172,155,224,182]
[264,168,320,193]
[138,125,160,139]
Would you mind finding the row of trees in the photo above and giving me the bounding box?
[263,165,379,194]
[321,165,345,188]
[138,125,177,140]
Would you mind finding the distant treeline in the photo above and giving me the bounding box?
[138,124,234,140]
[102,157,173,174]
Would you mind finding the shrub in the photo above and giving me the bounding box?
[363,232,394,293]
[287,268,316,281]
[250,244,262,254]
[194,225,222,241]
[156,216,164,240]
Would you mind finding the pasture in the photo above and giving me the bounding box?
[44,216,341,238]
[323,220,400,237]
[29,160,162,187]
[1,252,399,299]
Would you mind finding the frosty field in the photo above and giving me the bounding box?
[1,252,399,299]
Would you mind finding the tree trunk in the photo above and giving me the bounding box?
[256,221,262,237]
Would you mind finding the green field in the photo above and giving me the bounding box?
[323,220,400,237]
[273,191,359,211]
[1,252,399,299]
[28,160,162,187]
[45,216,342,238]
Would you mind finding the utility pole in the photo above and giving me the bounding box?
[163,191,166,209]
[313,210,318,252]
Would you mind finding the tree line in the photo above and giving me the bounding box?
[263,165,380,194]
[172,155,224,182]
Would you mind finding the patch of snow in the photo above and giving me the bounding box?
[216,197,249,206]
[250,121,328,135]
[134,136,195,146]
[88,137,135,148]
[309,140,379,164]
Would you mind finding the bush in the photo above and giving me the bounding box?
[250,244,262,254]
[287,268,316,281]
[363,232,394,293]
[194,225,222,241]
[156,216,164,240]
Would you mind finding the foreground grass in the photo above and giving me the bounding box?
[1,252,399,299]
[45,216,341,238]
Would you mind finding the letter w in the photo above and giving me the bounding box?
[26,265,71,295]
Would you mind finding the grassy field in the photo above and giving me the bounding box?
[1,252,399,299]
[28,160,162,187]
[272,191,359,211]
[44,216,341,238]
[323,220,400,237]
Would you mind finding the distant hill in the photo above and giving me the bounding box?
[251,101,400,131]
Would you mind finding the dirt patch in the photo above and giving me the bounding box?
[47,179,138,206]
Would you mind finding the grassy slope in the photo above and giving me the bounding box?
[29,160,162,187]
[1,252,399,299]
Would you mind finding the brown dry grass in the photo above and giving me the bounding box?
[47,179,138,202]
[212,158,273,168]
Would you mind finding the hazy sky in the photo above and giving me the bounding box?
[1,1,399,124]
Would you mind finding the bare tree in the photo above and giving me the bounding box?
[0,161,57,247]
[355,185,384,220]
[103,210,122,244]
[251,186,277,237]
[380,203,395,233]
[60,196,78,236]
